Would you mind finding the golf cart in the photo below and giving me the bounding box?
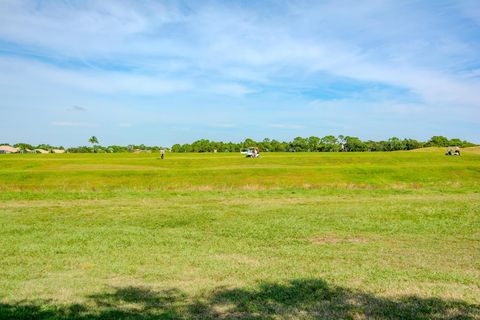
[240,147,260,158]
[445,146,461,156]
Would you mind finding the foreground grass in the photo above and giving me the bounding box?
[0,151,479,319]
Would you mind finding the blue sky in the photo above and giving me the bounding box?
[1,0,479,146]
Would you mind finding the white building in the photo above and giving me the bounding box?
[0,145,19,154]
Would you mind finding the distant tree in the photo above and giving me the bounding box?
[9,135,476,154]
[337,135,346,151]
[260,138,271,152]
[462,140,477,147]
[243,138,256,148]
[36,144,54,151]
[448,138,462,147]
[427,136,449,147]
[365,140,382,151]
[403,139,422,150]
[227,142,239,152]
[108,145,129,153]
[290,137,308,152]
[88,136,99,152]
[14,143,34,151]
[344,136,367,152]
[191,139,212,152]
[320,135,340,152]
[267,139,282,152]
[386,137,404,151]
[307,136,320,151]
[67,146,94,153]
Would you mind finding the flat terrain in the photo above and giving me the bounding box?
[1,151,479,319]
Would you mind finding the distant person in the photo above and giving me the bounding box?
[160,149,165,159]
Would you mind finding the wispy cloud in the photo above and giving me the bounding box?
[1,0,479,145]
[68,105,87,112]
[1,0,478,103]
[0,57,191,95]
[208,84,253,96]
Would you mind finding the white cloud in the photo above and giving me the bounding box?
[1,0,479,144]
[1,0,479,107]
[0,57,191,95]
[0,0,178,56]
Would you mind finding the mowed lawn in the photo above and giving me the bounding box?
[0,151,479,319]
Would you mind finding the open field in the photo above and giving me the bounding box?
[1,151,479,319]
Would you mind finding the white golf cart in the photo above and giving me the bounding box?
[240,147,260,158]
[445,146,461,156]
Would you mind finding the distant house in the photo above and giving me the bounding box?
[0,145,19,154]
[52,149,65,154]
[34,149,49,154]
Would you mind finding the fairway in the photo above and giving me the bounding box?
[1,151,479,319]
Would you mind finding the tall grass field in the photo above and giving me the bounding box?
[1,149,479,319]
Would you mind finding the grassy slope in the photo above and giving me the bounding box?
[0,151,479,319]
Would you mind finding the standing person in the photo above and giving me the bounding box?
[160,149,165,159]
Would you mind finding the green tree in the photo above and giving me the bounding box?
[448,138,462,147]
[337,135,346,151]
[403,139,422,150]
[386,137,404,151]
[320,135,340,152]
[462,140,476,147]
[88,136,99,152]
[14,143,34,151]
[260,138,272,152]
[307,136,320,151]
[427,136,449,147]
[290,137,307,152]
[344,136,367,152]
[243,138,256,148]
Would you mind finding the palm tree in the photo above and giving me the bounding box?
[88,136,99,153]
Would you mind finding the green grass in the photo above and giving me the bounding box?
[0,151,479,319]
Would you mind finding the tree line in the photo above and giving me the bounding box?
[171,136,476,153]
[2,135,475,154]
